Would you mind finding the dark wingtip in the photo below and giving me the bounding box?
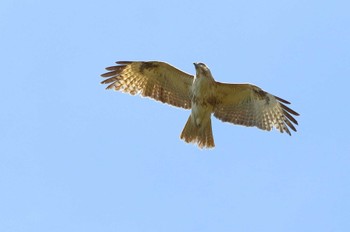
[275,95,291,104]
[274,95,300,134]
[100,77,116,84]
[280,103,299,116]
[105,66,118,71]
[101,63,129,78]
[101,72,113,77]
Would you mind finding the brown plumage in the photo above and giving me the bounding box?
[101,61,299,148]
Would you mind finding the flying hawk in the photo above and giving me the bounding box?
[101,61,299,148]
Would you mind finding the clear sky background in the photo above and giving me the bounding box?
[1,0,349,231]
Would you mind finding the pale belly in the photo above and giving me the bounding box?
[191,102,213,127]
[190,77,216,127]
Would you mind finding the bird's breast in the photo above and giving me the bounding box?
[191,76,217,106]
[190,77,216,127]
[192,76,212,96]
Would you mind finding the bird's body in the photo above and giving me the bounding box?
[191,67,215,127]
[101,61,299,149]
[182,66,217,147]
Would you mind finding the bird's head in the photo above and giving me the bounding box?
[193,62,213,80]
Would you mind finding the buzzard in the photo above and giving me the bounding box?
[101,61,299,148]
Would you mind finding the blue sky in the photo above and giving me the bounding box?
[1,0,349,231]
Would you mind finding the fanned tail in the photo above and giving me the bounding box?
[180,115,215,149]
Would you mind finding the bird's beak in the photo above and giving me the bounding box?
[193,62,198,69]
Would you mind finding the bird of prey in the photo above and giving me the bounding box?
[101,61,299,148]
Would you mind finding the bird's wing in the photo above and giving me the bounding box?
[101,61,194,109]
[213,82,299,135]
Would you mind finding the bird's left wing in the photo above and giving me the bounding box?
[213,82,299,135]
[101,61,194,109]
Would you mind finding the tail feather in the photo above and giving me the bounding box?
[180,115,215,149]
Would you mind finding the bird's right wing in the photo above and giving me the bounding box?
[101,61,194,109]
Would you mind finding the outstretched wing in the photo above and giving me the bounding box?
[101,61,194,109]
[213,83,299,135]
